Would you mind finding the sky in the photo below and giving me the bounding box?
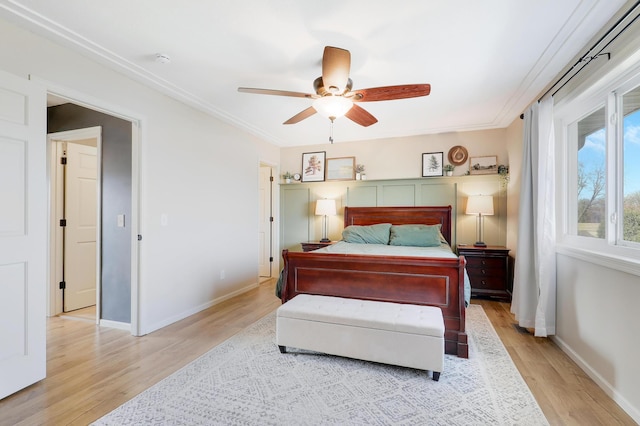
[580,110,640,196]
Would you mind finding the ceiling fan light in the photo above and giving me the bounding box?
[312,96,353,119]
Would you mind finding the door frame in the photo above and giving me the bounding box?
[258,162,274,278]
[258,160,279,279]
[48,127,102,320]
[38,78,143,335]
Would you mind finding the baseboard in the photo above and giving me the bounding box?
[552,335,640,424]
[142,282,260,335]
[99,319,131,331]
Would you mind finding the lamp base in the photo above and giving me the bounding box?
[319,238,331,243]
[473,241,487,247]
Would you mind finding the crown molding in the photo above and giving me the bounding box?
[0,0,283,146]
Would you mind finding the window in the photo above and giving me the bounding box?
[622,86,640,244]
[563,76,640,255]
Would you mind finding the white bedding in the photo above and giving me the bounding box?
[315,240,459,257]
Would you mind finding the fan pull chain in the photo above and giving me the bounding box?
[329,118,335,144]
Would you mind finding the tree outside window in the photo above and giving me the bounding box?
[622,87,640,243]
[576,109,606,239]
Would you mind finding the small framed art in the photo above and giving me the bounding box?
[422,152,444,177]
[326,156,356,181]
[469,155,498,175]
[302,151,326,182]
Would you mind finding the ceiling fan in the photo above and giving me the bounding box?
[238,46,431,127]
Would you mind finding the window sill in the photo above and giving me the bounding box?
[556,244,640,277]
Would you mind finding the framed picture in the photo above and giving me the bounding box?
[326,156,356,181]
[469,155,498,175]
[301,151,326,182]
[422,152,444,177]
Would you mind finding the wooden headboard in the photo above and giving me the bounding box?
[343,206,453,245]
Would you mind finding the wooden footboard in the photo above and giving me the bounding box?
[281,249,468,358]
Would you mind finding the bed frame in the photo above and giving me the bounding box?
[280,206,468,358]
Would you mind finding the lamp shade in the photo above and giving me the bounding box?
[466,195,494,216]
[315,199,336,216]
[312,96,353,119]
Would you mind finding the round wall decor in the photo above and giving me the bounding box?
[448,145,469,166]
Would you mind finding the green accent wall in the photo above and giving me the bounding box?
[280,175,506,257]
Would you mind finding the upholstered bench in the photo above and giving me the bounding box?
[276,294,445,381]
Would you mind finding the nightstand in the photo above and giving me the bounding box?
[457,245,511,301]
[300,241,336,252]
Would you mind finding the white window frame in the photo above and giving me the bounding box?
[614,79,640,250]
[556,66,640,276]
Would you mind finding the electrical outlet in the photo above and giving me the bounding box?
[220,270,225,280]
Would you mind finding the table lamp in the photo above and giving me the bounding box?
[315,199,336,242]
[466,195,494,247]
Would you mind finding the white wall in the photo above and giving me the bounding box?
[555,255,640,421]
[0,17,280,334]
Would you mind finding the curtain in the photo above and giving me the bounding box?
[511,97,556,337]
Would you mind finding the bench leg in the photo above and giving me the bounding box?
[432,371,440,381]
[278,345,286,354]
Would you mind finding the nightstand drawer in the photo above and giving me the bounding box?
[470,276,503,290]
[466,268,506,280]
[465,256,505,270]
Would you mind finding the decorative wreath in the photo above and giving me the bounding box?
[447,145,468,166]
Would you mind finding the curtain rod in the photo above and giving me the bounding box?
[520,0,640,119]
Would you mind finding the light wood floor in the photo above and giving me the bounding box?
[475,299,636,426]
[59,305,96,321]
[0,280,635,425]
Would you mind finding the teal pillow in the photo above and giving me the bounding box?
[342,223,392,244]
[389,224,443,247]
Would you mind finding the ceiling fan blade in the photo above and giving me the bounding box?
[349,84,431,102]
[283,106,317,124]
[322,46,351,94]
[238,87,316,99]
[345,104,378,127]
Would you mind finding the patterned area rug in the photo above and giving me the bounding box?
[93,305,548,425]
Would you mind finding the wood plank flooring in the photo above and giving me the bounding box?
[0,280,635,425]
[475,299,636,425]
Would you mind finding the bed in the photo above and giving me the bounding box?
[277,206,469,358]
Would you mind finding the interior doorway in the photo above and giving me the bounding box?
[45,97,139,332]
[48,127,101,319]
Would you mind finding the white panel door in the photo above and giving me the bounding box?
[64,142,97,311]
[258,166,272,277]
[0,70,47,399]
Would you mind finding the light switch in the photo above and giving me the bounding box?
[161,213,168,227]
[117,214,125,228]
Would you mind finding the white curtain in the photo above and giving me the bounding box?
[511,97,556,337]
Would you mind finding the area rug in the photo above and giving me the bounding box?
[93,305,548,425]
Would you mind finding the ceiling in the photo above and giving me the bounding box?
[0,0,628,147]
